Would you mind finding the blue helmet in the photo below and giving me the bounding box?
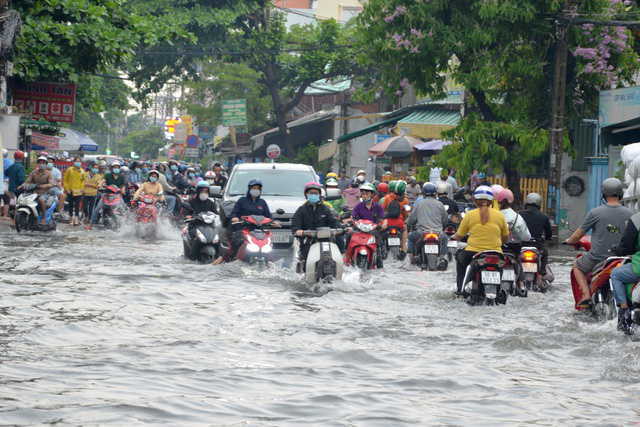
[474,185,494,201]
[422,182,437,196]
[248,178,263,188]
[478,172,486,179]
[178,165,187,173]
[196,180,210,189]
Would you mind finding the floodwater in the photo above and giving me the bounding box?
[1,221,640,426]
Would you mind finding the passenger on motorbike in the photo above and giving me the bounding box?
[87,162,127,228]
[186,167,197,186]
[406,176,421,205]
[325,178,346,213]
[172,165,192,193]
[518,192,552,273]
[204,171,216,186]
[129,161,142,184]
[140,162,150,182]
[610,211,640,331]
[213,178,281,265]
[436,182,461,224]
[133,170,165,205]
[291,182,344,262]
[381,181,410,221]
[18,156,54,225]
[349,182,385,268]
[497,189,531,254]
[46,155,66,215]
[374,182,388,204]
[406,183,449,263]
[452,186,509,294]
[344,177,362,211]
[564,178,632,308]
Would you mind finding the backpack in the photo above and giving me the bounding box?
[387,200,402,219]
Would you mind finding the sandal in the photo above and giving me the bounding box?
[577,298,592,308]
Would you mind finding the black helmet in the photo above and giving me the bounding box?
[422,182,437,196]
[248,178,263,188]
[602,177,623,198]
[525,193,542,208]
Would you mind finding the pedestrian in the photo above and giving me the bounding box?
[63,156,86,226]
[82,162,101,224]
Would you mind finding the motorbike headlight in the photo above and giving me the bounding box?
[247,243,260,252]
[202,214,216,224]
[196,229,207,243]
[359,249,368,255]
[261,245,272,253]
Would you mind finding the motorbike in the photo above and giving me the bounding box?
[236,215,277,267]
[14,184,59,232]
[97,185,126,230]
[344,219,380,270]
[520,245,555,293]
[463,251,510,306]
[382,225,403,260]
[413,230,448,271]
[182,211,221,263]
[134,195,160,239]
[453,186,471,213]
[296,227,345,285]
[569,236,620,320]
[502,250,528,298]
[444,222,458,262]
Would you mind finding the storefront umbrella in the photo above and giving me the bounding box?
[367,135,422,158]
[57,128,99,152]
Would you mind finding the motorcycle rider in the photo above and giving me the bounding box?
[374,182,388,204]
[133,170,165,204]
[46,155,66,215]
[18,156,54,225]
[129,161,142,184]
[186,181,218,216]
[452,186,509,295]
[406,183,449,264]
[140,162,150,182]
[519,192,553,274]
[291,182,343,264]
[213,178,280,265]
[172,165,191,193]
[337,168,350,192]
[87,162,127,229]
[2,150,25,221]
[611,211,640,332]
[349,182,385,268]
[155,164,177,216]
[344,177,362,211]
[406,176,421,205]
[381,180,410,221]
[564,178,632,308]
[186,167,197,186]
[436,182,461,223]
[212,163,228,189]
[325,178,346,213]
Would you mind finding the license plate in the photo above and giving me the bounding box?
[388,237,401,246]
[502,269,515,282]
[447,240,458,248]
[522,263,538,273]
[423,244,439,254]
[481,271,501,284]
[272,234,292,243]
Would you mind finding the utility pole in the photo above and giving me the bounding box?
[0,0,10,114]
[547,3,570,242]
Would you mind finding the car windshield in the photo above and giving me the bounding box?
[227,169,315,196]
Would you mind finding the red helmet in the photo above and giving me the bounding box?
[378,182,388,193]
[304,181,322,194]
[13,150,24,160]
[497,189,514,204]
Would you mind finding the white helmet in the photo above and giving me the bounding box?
[474,185,494,201]
[436,182,449,195]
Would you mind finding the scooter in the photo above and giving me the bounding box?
[520,245,554,293]
[182,211,221,263]
[97,185,126,230]
[382,225,403,260]
[236,215,276,267]
[296,227,345,285]
[134,195,160,239]
[14,184,59,232]
[502,250,527,298]
[344,219,380,270]
[463,251,510,306]
[569,236,621,320]
[444,222,458,262]
[413,230,448,271]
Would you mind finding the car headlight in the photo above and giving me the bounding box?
[247,243,260,252]
[196,229,207,243]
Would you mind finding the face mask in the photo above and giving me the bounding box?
[307,194,320,204]
[171,165,178,171]
[149,177,158,183]
[249,189,261,198]
[91,168,99,173]
[195,172,200,177]
[74,162,82,168]
[142,167,149,173]
[112,168,120,174]
[358,175,365,182]
[135,168,141,173]
[188,173,194,178]
[199,192,209,201]
[46,163,53,170]
[37,163,46,170]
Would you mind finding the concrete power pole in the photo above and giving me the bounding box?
[547,4,570,242]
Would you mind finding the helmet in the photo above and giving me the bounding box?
[372,180,380,188]
[378,182,388,193]
[14,150,24,160]
[410,176,417,183]
[602,177,624,198]
[120,166,129,173]
[187,167,195,172]
[422,182,437,196]
[395,180,407,195]
[360,183,376,193]
[497,189,514,204]
[178,165,187,173]
[304,181,322,194]
[39,151,48,157]
[204,171,215,179]
[111,161,121,168]
[36,156,48,162]
[327,172,338,180]
[98,160,107,167]
[490,184,504,196]
[388,180,397,193]
[2,148,7,157]
[326,178,338,187]
[196,180,210,189]
[474,185,494,201]
[248,178,263,188]
[357,169,366,176]
[148,170,160,179]
[351,176,360,187]
[478,172,486,179]
[436,182,449,195]
[47,155,56,161]
[525,192,542,208]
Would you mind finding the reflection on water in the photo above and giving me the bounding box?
[1,225,640,425]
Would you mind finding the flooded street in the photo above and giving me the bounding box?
[2,222,640,425]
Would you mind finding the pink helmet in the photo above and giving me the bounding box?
[304,181,322,194]
[497,189,514,204]
[490,184,504,196]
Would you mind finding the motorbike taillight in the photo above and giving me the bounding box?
[391,228,397,235]
[425,232,439,240]
[445,226,455,234]
[521,250,536,262]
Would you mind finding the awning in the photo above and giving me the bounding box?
[251,110,335,153]
[415,139,452,151]
[601,116,640,147]
[393,109,461,139]
[337,113,411,144]
[31,128,99,152]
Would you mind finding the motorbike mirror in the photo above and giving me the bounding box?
[325,188,342,201]
[209,185,222,198]
[276,208,285,215]
[558,219,573,231]
[607,224,621,234]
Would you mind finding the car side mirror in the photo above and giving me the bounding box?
[209,186,222,199]
[325,188,342,201]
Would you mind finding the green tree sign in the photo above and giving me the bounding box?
[221,99,247,127]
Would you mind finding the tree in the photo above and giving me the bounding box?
[355,0,639,204]
[179,62,271,135]
[118,126,164,159]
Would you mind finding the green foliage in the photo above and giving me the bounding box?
[118,126,164,158]
[277,142,319,169]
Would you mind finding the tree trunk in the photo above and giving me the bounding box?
[275,109,294,157]
[504,163,522,210]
